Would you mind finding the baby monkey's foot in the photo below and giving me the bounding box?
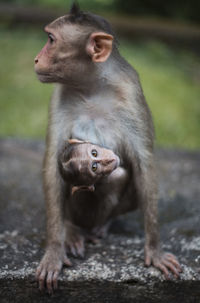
[91,220,112,239]
[65,233,85,258]
[65,221,85,258]
[86,221,112,244]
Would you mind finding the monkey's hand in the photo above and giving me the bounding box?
[36,245,71,293]
[145,247,182,279]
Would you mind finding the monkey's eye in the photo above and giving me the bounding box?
[91,149,98,157]
[48,33,55,44]
[92,162,98,172]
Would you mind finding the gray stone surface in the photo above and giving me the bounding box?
[0,138,200,302]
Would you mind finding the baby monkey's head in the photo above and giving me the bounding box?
[59,139,120,194]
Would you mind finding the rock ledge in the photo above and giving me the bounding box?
[0,138,199,302]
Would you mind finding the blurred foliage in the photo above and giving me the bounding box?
[1,0,115,13]
[0,26,200,149]
[0,27,51,138]
[116,0,200,23]
[2,0,200,23]
[120,40,200,149]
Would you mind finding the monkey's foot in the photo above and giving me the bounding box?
[85,222,112,244]
[65,221,85,258]
[65,233,85,258]
[36,247,71,294]
[91,220,112,239]
[145,249,182,279]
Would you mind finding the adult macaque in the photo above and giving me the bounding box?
[34,3,181,293]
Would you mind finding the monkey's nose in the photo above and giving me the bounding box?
[34,58,38,64]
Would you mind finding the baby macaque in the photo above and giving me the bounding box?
[57,138,129,255]
[59,139,125,196]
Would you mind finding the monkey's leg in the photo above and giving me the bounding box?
[139,161,182,278]
[65,220,85,258]
[36,154,71,293]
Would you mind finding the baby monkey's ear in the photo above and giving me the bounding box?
[68,138,89,145]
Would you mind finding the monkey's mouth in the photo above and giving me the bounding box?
[35,71,52,81]
[71,184,95,195]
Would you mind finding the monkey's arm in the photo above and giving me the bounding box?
[36,149,71,293]
[135,157,181,278]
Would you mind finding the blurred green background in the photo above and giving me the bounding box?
[0,0,200,149]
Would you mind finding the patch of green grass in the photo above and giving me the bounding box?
[120,40,200,149]
[8,0,115,14]
[0,27,200,149]
[0,27,52,138]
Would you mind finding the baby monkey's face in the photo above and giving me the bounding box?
[61,141,120,192]
[73,143,120,177]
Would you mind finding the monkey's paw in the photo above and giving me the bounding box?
[36,247,71,293]
[91,220,112,239]
[65,233,85,258]
[145,248,182,279]
[85,222,112,244]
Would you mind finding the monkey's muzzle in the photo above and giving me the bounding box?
[71,184,95,195]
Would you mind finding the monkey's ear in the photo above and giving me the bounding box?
[86,32,113,63]
[68,139,88,144]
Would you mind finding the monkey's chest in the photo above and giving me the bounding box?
[70,107,118,149]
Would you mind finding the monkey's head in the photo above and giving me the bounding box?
[59,139,120,194]
[34,3,116,84]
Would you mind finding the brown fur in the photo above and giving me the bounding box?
[34,4,181,293]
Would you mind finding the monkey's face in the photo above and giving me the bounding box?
[34,16,113,84]
[61,143,120,186]
[34,23,83,83]
[34,20,93,84]
[34,26,59,82]
[82,143,120,179]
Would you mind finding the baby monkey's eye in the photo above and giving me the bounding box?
[92,162,98,172]
[48,33,55,44]
[91,149,98,157]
